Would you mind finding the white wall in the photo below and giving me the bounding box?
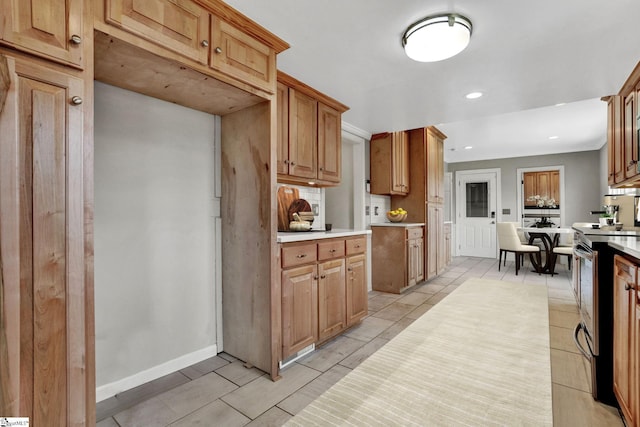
[94,82,220,400]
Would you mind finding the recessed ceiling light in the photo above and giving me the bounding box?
[555,103,566,107]
[549,136,559,140]
[464,146,473,150]
[465,92,483,99]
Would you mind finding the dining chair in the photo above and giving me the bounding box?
[549,246,573,276]
[497,222,541,275]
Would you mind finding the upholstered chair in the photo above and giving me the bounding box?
[497,222,541,275]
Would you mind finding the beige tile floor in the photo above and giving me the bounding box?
[97,256,624,426]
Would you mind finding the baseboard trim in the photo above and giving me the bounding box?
[96,344,218,403]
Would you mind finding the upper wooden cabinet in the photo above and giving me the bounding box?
[523,170,560,207]
[426,127,445,204]
[607,61,640,188]
[370,131,410,195]
[277,71,348,187]
[0,0,85,68]
[105,0,210,64]
[210,17,275,93]
[99,0,288,94]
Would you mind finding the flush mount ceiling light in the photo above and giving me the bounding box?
[402,13,473,62]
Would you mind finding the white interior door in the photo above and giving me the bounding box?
[456,170,499,258]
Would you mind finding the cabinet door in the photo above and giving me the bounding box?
[392,131,409,194]
[427,205,439,279]
[318,259,346,342]
[609,96,625,183]
[288,88,317,179]
[282,264,318,358]
[415,237,425,282]
[1,0,84,67]
[0,55,88,424]
[210,17,275,93]
[427,129,444,203]
[276,82,289,175]
[536,171,551,200]
[407,238,418,287]
[613,256,636,426]
[624,92,638,180]
[317,102,341,183]
[346,254,367,326]
[523,172,537,206]
[550,171,560,205]
[105,0,210,64]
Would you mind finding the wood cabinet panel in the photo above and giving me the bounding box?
[372,226,423,293]
[317,102,341,183]
[0,55,88,424]
[105,0,210,64]
[523,173,537,207]
[318,259,346,341]
[370,132,409,195]
[288,88,317,179]
[282,264,318,358]
[210,16,275,92]
[607,95,625,184]
[613,255,637,426]
[346,254,367,326]
[427,128,444,204]
[1,0,84,67]
[276,81,289,175]
[625,92,638,180]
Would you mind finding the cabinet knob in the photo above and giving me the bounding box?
[320,275,326,279]
[296,254,307,259]
[290,162,296,166]
[329,249,336,253]
[215,47,223,54]
[319,167,324,171]
[70,34,82,45]
[347,267,353,272]
[70,96,83,105]
[313,275,318,280]
[625,283,633,291]
[283,159,289,164]
[201,40,209,47]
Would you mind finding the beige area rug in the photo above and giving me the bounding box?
[285,278,552,426]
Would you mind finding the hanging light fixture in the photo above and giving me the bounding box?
[402,13,473,62]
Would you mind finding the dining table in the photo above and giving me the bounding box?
[519,226,574,274]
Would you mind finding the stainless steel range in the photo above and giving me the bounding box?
[572,227,640,405]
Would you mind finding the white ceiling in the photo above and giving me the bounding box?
[224,0,640,163]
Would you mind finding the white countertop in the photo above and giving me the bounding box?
[608,236,640,259]
[369,222,425,227]
[277,229,371,243]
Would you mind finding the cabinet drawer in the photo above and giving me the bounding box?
[407,227,423,240]
[282,243,317,268]
[346,237,366,255]
[318,240,345,260]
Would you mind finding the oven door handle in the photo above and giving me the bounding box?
[573,322,593,360]
[573,245,593,261]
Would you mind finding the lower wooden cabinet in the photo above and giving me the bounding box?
[280,235,367,360]
[444,222,452,267]
[318,258,346,341]
[371,225,424,293]
[613,254,639,427]
[281,263,318,358]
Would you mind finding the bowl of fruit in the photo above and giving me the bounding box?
[386,208,407,223]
